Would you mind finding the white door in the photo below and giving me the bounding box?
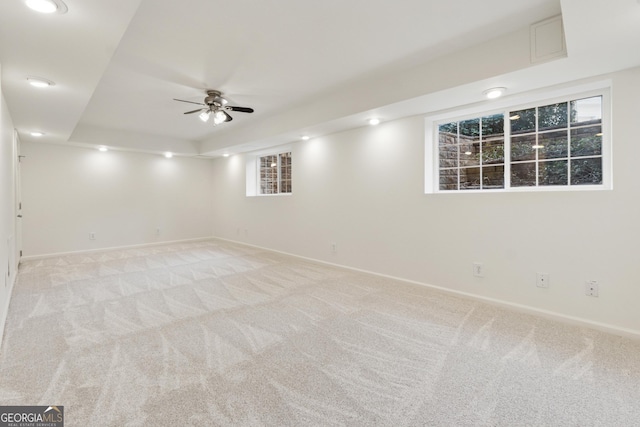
[14,130,22,266]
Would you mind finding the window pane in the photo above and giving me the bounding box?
[460,167,480,190]
[460,142,480,167]
[483,165,504,189]
[279,152,292,193]
[439,122,457,145]
[460,119,480,137]
[482,114,504,137]
[511,134,536,162]
[510,108,536,134]
[539,160,568,186]
[571,158,602,185]
[538,102,567,131]
[260,155,278,194]
[439,145,458,168]
[538,131,568,159]
[458,119,480,170]
[439,169,458,190]
[511,162,536,187]
[482,139,504,165]
[571,96,602,125]
[571,126,602,157]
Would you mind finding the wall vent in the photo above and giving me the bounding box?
[530,15,567,64]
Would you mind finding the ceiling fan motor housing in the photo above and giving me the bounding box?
[204,90,226,107]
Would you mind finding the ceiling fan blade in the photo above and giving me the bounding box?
[184,108,204,114]
[227,106,254,113]
[174,98,205,106]
[223,111,233,122]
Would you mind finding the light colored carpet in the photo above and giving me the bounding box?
[0,239,639,426]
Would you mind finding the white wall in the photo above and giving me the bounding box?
[211,66,640,335]
[0,64,20,345]
[20,143,214,256]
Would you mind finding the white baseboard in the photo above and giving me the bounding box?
[20,236,215,262]
[214,237,640,340]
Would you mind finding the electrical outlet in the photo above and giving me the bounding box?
[89,232,96,240]
[536,272,549,288]
[585,280,599,297]
[473,262,484,278]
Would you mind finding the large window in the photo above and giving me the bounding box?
[430,90,609,192]
[509,97,603,187]
[259,152,292,195]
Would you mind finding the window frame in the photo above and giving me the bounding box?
[245,144,293,197]
[425,83,612,194]
[437,112,507,191]
[256,151,292,196]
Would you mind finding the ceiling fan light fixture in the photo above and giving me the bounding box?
[213,110,227,125]
[198,110,210,122]
[25,0,68,14]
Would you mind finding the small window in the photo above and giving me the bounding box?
[438,114,505,191]
[259,152,292,195]
[428,88,609,193]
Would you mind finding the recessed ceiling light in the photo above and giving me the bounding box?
[222,153,230,157]
[27,77,55,88]
[30,131,44,137]
[368,118,380,126]
[25,0,68,14]
[98,146,108,152]
[301,135,310,141]
[483,87,506,99]
[164,152,173,158]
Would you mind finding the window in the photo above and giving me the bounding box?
[258,152,292,195]
[439,114,505,190]
[429,89,609,192]
[510,97,603,187]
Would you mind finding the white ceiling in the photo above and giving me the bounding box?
[1,0,640,157]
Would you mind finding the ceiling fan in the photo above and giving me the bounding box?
[173,90,254,125]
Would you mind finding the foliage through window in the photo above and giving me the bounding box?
[439,114,505,190]
[436,94,605,191]
[259,152,292,195]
